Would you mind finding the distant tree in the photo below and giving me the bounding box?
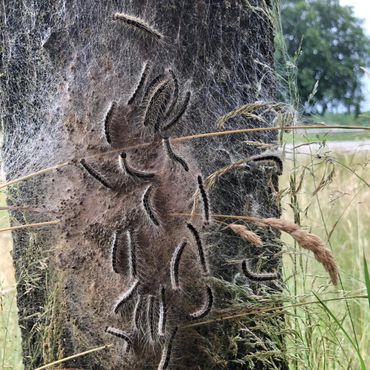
[281,0,370,115]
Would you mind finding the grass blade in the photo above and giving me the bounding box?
[313,292,367,370]
[363,254,370,309]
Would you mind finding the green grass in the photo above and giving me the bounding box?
[284,130,370,143]
[281,147,370,369]
[310,112,370,127]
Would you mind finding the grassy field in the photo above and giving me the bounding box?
[0,139,369,369]
[0,194,23,370]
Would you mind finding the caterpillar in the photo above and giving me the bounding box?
[114,278,140,314]
[186,223,208,274]
[241,260,278,281]
[170,240,188,290]
[142,185,160,226]
[162,137,189,172]
[158,326,178,370]
[105,326,132,353]
[119,152,155,180]
[127,229,137,279]
[146,295,156,342]
[197,175,210,224]
[133,294,143,331]
[128,61,151,105]
[103,101,116,145]
[252,154,283,175]
[80,159,113,189]
[162,91,191,131]
[112,13,163,41]
[165,69,179,117]
[158,286,167,336]
[189,286,213,320]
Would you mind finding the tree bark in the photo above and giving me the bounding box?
[1,0,286,369]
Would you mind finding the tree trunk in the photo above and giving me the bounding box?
[1,0,286,369]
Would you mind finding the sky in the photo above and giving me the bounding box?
[340,0,370,111]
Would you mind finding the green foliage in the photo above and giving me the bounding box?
[280,0,370,115]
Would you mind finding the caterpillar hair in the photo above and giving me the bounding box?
[197,175,210,224]
[252,154,283,176]
[165,70,179,117]
[114,278,140,314]
[143,80,171,129]
[189,286,213,320]
[112,13,163,41]
[158,326,178,370]
[241,260,278,281]
[146,295,156,342]
[80,159,113,189]
[142,73,167,103]
[170,240,188,290]
[142,185,160,227]
[128,61,151,105]
[158,286,167,336]
[119,152,155,180]
[162,137,189,172]
[127,229,137,279]
[111,230,119,274]
[105,326,132,352]
[103,101,116,145]
[162,91,191,131]
[186,223,208,274]
[133,294,143,330]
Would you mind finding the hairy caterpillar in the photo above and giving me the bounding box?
[133,294,143,330]
[186,223,208,274]
[112,13,163,41]
[165,69,179,117]
[80,159,113,189]
[114,278,140,314]
[197,175,210,224]
[103,101,116,145]
[241,260,278,281]
[142,185,160,226]
[111,231,119,273]
[252,154,283,175]
[105,326,132,352]
[119,152,155,180]
[189,286,213,320]
[162,91,191,131]
[162,137,189,172]
[170,240,188,290]
[127,229,137,279]
[158,286,167,336]
[128,61,151,105]
[146,295,156,342]
[158,326,178,370]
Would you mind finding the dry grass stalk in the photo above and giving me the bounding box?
[259,218,339,286]
[228,224,262,247]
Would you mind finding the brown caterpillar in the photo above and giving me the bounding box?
[158,326,178,370]
[112,13,163,41]
[189,286,213,320]
[197,175,210,224]
[252,154,283,175]
[146,295,156,342]
[114,278,140,313]
[165,69,179,117]
[127,229,137,279]
[110,231,119,274]
[162,91,191,131]
[103,101,116,145]
[241,260,278,281]
[128,61,151,105]
[142,185,160,226]
[133,294,143,331]
[158,286,167,336]
[162,137,189,172]
[187,223,208,274]
[80,159,113,189]
[105,326,132,352]
[119,152,155,180]
[170,240,188,290]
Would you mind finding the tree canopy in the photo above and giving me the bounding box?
[281,0,370,115]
